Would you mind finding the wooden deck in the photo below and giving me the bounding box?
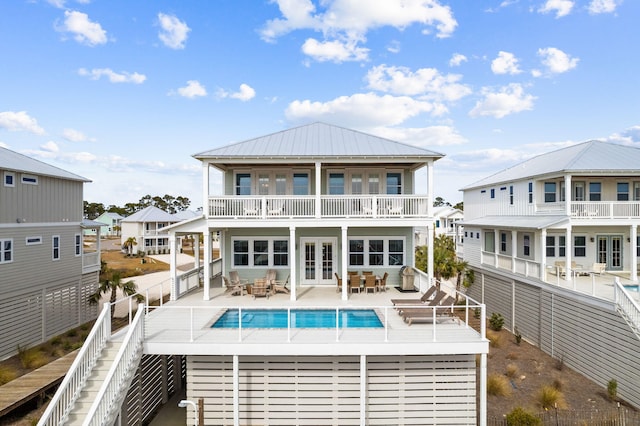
[0,350,78,418]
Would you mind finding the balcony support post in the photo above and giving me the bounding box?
[631,224,638,283]
[202,162,210,217]
[511,230,517,273]
[203,229,212,301]
[341,225,349,301]
[564,175,571,216]
[540,228,547,281]
[315,162,321,219]
[289,226,297,301]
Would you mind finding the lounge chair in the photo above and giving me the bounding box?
[229,270,248,287]
[272,275,290,294]
[364,274,377,293]
[401,295,457,325]
[265,269,277,287]
[335,272,343,293]
[223,276,244,296]
[391,285,437,306]
[349,274,361,293]
[252,278,269,299]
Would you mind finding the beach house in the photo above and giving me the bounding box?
[0,147,101,360]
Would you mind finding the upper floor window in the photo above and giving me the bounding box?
[574,236,586,257]
[544,182,556,203]
[500,232,507,253]
[637,236,640,257]
[559,236,566,257]
[26,236,42,245]
[235,173,251,195]
[559,181,566,202]
[589,182,601,201]
[52,236,60,260]
[528,182,533,203]
[546,236,555,257]
[490,189,495,199]
[509,186,514,205]
[523,234,531,257]
[386,173,402,195]
[329,173,345,195]
[0,239,13,263]
[484,232,495,252]
[4,172,15,187]
[293,173,309,195]
[21,175,38,185]
[75,234,81,256]
[573,182,585,201]
[617,182,629,201]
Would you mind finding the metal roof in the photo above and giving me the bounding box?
[121,206,180,223]
[193,122,445,161]
[0,146,90,182]
[463,141,640,190]
[462,215,568,229]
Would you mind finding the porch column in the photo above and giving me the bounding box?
[564,175,572,216]
[565,227,573,282]
[511,230,517,273]
[426,161,434,218]
[341,225,349,301]
[315,161,322,219]
[427,225,434,291]
[631,225,638,283]
[290,226,297,301]
[540,228,547,281]
[202,162,210,218]
[203,229,211,301]
[169,233,177,301]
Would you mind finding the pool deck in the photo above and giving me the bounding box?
[140,285,488,357]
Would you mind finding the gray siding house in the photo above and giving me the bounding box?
[0,147,101,360]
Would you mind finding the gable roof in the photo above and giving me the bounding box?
[463,141,640,190]
[193,122,444,162]
[0,146,90,182]
[121,206,179,223]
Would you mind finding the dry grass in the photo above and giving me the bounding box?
[536,385,568,410]
[100,250,169,277]
[0,365,18,385]
[487,330,505,348]
[487,373,512,397]
[505,363,519,378]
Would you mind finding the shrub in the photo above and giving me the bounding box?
[18,345,48,369]
[505,407,541,426]
[489,312,504,331]
[0,365,18,385]
[505,363,519,378]
[536,385,567,410]
[607,379,617,401]
[49,336,62,346]
[487,330,505,348]
[514,326,522,345]
[487,373,511,397]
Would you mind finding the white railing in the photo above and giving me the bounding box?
[514,257,541,278]
[176,266,202,297]
[82,252,100,272]
[571,201,640,218]
[207,195,430,219]
[84,305,146,426]
[38,303,112,426]
[613,277,640,337]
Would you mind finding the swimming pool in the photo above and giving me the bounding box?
[623,284,639,292]
[211,308,383,328]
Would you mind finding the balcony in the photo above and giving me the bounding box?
[207,195,430,220]
[570,201,640,218]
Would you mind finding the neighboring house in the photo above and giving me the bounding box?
[83,211,124,237]
[460,140,640,409]
[0,147,101,360]
[120,206,181,255]
[416,205,464,245]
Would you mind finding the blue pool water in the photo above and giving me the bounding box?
[623,285,639,292]
[211,309,383,328]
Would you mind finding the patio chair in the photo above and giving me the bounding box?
[335,272,343,293]
[364,274,377,293]
[229,270,248,287]
[401,295,457,325]
[223,276,244,296]
[272,275,290,294]
[265,269,277,286]
[349,274,361,293]
[252,278,269,299]
[391,285,437,306]
[376,272,389,292]
[591,263,606,275]
[362,271,373,276]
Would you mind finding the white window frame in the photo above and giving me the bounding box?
[26,236,42,245]
[0,238,13,263]
[21,174,38,185]
[347,236,406,268]
[52,235,60,260]
[231,237,290,268]
[4,171,15,187]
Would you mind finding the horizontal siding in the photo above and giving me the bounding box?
[483,275,513,331]
[474,268,640,410]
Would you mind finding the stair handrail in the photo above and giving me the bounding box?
[38,303,112,426]
[613,277,640,336]
[83,304,146,426]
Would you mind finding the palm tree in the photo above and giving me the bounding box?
[123,236,137,257]
[89,271,143,319]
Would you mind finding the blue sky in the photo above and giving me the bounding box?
[1,0,638,209]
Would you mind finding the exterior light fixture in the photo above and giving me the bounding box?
[178,399,199,426]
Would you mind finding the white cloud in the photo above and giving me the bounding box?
[218,84,256,101]
[491,51,522,75]
[157,13,190,49]
[538,0,574,17]
[386,40,401,54]
[301,37,369,62]
[172,80,207,98]
[588,0,618,14]
[78,68,146,84]
[449,53,467,67]
[536,47,579,74]
[58,10,108,46]
[372,125,467,147]
[62,128,95,142]
[469,83,536,118]
[365,64,471,103]
[41,141,60,153]
[0,111,45,135]
[260,0,457,62]
[47,0,66,7]
[285,92,436,127]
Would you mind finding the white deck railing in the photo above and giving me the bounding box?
[38,303,112,426]
[208,195,430,219]
[613,277,640,337]
[571,201,640,218]
[83,304,145,426]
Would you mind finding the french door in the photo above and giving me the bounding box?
[596,235,623,271]
[300,238,337,285]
